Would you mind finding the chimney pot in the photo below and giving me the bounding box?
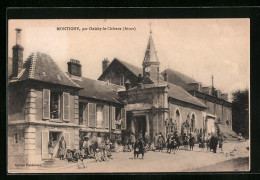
[102,58,110,72]
[12,28,24,77]
[67,59,82,77]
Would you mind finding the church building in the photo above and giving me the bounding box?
[8,26,233,168]
[98,28,233,141]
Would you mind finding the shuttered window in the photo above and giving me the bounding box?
[103,105,109,128]
[43,89,50,119]
[111,107,116,129]
[83,103,88,126]
[88,103,96,127]
[121,108,127,130]
[63,92,70,121]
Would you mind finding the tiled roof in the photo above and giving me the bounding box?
[73,77,123,104]
[116,58,143,76]
[9,52,80,88]
[161,68,198,90]
[98,58,143,80]
[167,82,206,108]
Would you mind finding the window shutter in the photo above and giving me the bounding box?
[83,104,88,126]
[43,89,50,119]
[121,108,126,130]
[63,92,70,121]
[88,103,96,127]
[103,105,109,128]
[41,130,49,159]
[111,107,116,129]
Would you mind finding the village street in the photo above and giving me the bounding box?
[9,140,249,173]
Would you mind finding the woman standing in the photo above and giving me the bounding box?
[133,140,139,159]
[59,136,66,160]
[48,137,54,160]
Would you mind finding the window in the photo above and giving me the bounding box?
[120,74,124,86]
[176,110,180,130]
[50,91,60,119]
[14,133,19,143]
[114,107,126,130]
[191,114,195,132]
[111,107,116,129]
[79,102,84,125]
[96,104,104,128]
[43,89,70,121]
[88,103,96,127]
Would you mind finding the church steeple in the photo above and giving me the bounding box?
[143,23,160,82]
[142,26,160,67]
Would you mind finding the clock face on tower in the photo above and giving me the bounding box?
[145,66,151,73]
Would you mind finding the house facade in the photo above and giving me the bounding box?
[8,29,126,168]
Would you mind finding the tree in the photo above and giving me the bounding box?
[232,89,249,138]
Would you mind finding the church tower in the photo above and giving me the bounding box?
[142,25,160,82]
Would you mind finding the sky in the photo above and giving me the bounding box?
[8,19,250,98]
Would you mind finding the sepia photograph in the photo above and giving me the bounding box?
[7,19,250,173]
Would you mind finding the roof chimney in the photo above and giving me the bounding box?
[163,70,168,82]
[67,59,82,77]
[12,28,24,77]
[102,58,110,72]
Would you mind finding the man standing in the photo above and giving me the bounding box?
[138,138,145,159]
[154,133,159,151]
[211,135,218,153]
[189,134,195,151]
[59,136,66,160]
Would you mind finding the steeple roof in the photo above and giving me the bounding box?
[142,33,160,66]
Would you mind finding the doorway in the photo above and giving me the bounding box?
[207,118,215,135]
[135,116,146,139]
[49,131,63,158]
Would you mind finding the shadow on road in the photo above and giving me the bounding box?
[186,157,249,172]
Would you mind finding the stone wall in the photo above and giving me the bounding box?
[8,126,25,168]
[168,101,204,134]
[8,85,28,121]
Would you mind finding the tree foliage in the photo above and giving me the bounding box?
[232,89,249,138]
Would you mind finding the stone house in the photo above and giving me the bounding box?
[8,29,126,167]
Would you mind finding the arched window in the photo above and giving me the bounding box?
[191,114,195,132]
[175,110,180,130]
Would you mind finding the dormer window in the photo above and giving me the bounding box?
[120,74,124,86]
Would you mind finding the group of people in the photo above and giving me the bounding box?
[47,131,224,169]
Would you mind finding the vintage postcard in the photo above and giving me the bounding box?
[7,19,250,173]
